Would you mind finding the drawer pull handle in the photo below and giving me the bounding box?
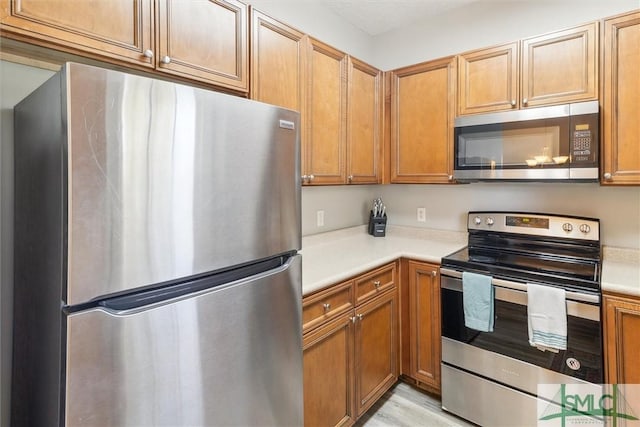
[373,280,381,288]
[322,303,331,311]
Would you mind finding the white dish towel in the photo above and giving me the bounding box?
[527,283,567,352]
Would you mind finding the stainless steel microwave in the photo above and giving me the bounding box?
[453,101,599,182]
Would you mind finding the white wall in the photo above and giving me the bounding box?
[371,0,639,70]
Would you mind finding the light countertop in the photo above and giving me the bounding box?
[301,225,640,299]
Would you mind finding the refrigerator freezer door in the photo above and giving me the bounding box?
[58,63,301,305]
[65,255,302,427]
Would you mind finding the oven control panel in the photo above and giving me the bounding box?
[468,212,600,241]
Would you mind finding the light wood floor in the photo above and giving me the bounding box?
[354,381,476,427]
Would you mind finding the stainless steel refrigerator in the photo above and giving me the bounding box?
[12,62,302,426]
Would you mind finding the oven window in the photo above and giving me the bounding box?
[455,118,569,169]
[441,287,603,383]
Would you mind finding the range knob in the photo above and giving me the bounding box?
[474,216,482,225]
[579,224,591,234]
[562,223,573,232]
[486,217,495,226]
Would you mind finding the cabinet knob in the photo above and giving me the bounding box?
[373,280,381,288]
[143,49,154,59]
[161,56,171,65]
[350,316,357,323]
[522,98,528,105]
[357,313,364,321]
[431,271,437,277]
[308,174,315,181]
[510,100,516,107]
[322,303,331,311]
[604,173,612,180]
[448,175,454,181]
[301,175,308,183]
[348,175,353,183]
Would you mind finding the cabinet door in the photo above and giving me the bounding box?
[303,38,348,185]
[457,42,519,115]
[354,289,398,417]
[156,0,248,91]
[407,261,441,392]
[604,295,640,385]
[0,0,154,66]
[346,57,383,184]
[390,56,456,183]
[249,9,307,111]
[303,314,355,427]
[521,22,598,108]
[601,11,640,185]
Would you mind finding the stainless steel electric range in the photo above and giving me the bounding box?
[440,212,603,426]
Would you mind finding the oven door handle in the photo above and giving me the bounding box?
[440,268,600,322]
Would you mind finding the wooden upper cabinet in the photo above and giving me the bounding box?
[249,8,307,111]
[156,0,247,91]
[303,38,348,185]
[521,22,598,108]
[604,294,640,384]
[0,0,154,66]
[457,42,519,115]
[601,11,640,185]
[347,57,383,184]
[390,56,456,183]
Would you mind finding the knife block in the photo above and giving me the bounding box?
[368,211,387,237]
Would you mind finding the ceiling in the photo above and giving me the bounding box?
[320,0,481,36]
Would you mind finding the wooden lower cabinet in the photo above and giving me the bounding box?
[303,314,355,427]
[603,293,640,384]
[401,259,441,394]
[303,263,398,427]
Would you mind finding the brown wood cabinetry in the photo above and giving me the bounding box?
[156,0,247,90]
[457,42,519,115]
[390,56,456,183]
[1,0,248,91]
[249,9,307,111]
[457,22,598,115]
[601,11,640,185]
[603,293,640,384]
[0,0,154,66]
[302,262,398,427]
[400,260,441,393]
[346,57,383,184]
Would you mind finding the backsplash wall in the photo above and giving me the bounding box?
[301,184,640,249]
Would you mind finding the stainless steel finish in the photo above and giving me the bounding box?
[569,167,600,180]
[474,216,481,225]
[17,63,301,305]
[441,363,567,427]
[323,303,331,311]
[485,216,494,226]
[65,255,303,426]
[440,273,600,319]
[143,49,154,58]
[562,222,574,232]
[454,166,599,181]
[454,100,598,127]
[604,172,612,180]
[465,212,600,241]
[161,55,171,64]
[442,338,601,399]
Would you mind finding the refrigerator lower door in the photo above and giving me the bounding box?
[64,255,302,427]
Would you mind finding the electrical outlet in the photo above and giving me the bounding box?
[417,207,426,222]
[317,210,325,227]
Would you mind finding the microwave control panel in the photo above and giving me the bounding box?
[572,129,593,162]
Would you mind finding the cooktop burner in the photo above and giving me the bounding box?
[441,212,602,294]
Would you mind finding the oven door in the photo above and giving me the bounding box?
[440,269,603,385]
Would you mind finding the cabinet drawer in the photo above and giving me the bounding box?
[303,281,354,333]
[355,263,396,305]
